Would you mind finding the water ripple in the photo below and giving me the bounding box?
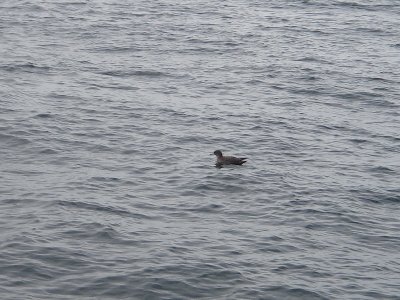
[1,0,400,299]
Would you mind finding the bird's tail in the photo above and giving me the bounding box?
[239,158,247,165]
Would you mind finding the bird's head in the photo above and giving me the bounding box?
[213,150,223,157]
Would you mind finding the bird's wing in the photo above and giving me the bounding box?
[225,156,247,164]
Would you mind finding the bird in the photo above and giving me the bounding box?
[213,150,247,167]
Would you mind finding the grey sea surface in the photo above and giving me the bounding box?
[1,0,400,299]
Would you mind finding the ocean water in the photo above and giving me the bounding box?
[1,0,400,299]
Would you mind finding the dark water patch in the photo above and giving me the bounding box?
[81,117,103,123]
[0,63,51,74]
[0,133,31,147]
[300,75,320,81]
[368,166,395,174]
[56,200,154,219]
[85,143,114,153]
[256,242,298,254]
[334,2,397,13]
[183,46,227,54]
[174,134,210,144]
[54,221,129,244]
[99,70,168,78]
[39,148,58,154]
[3,168,45,176]
[348,138,369,144]
[371,134,400,143]
[315,123,366,134]
[121,148,140,155]
[159,107,195,118]
[193,182,246,193]
[179,189,208,197]
[93,45,144,52]
[140,263,247,297]
[354,27,388,35]
[185,203,224,214]
[353,189,400,204]
[28,246,91,269]
[80,225,120,241]
[0,197,41,206]
[167,245,191,254]
[245,78,268,85]
[198,269,244,281]
[90,176,120,182]
[360,291,400,300]
[261,285,329,300]
[160,144,185,152]
[295,56,333,65]
[0,246,95,292]
[87,82,139,91]
[337,91,382,100]
[131,201,176,213]
[354,233,400,250]
[61,1,88,6]
[0,261,54,281]
[46,92,81,101]
[143,278,214,299]
[363,76,398,84]
[365,98,399,108]
[34,113,53,119]
[273,263,315,273]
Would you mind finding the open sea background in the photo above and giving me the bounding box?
[1,0,400,299]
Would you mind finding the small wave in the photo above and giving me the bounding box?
[355,27,386,34]
[186,203,224,213]
[256,242,299,254]
[99,70,168,78]
[348,138,368,144]
[47,92,80,100]
[134,262,248,298]
[368,166,395,174]
[353,189,400,204]
[63,1,87,5]
[93,45,142,52]
[261,285,329,300]
[0,133,31,146]
[87,82,139,91]
[56,200,154,219]
[121,149,140,155]
[86,144,114,152]
[365,76,396,83]
[39,148,58,154]
[337,91,381,100]
[193,182,246,193]
[34,113,53,119]
[295,56,332,64]
[0,62,51,74]
[334,2,395,12]
[90,176,120,182]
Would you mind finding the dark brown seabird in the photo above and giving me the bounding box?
[213,150,247,167]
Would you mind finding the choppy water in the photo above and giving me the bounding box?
[1,0,400,299]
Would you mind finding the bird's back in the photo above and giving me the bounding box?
[221,155,247,165]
